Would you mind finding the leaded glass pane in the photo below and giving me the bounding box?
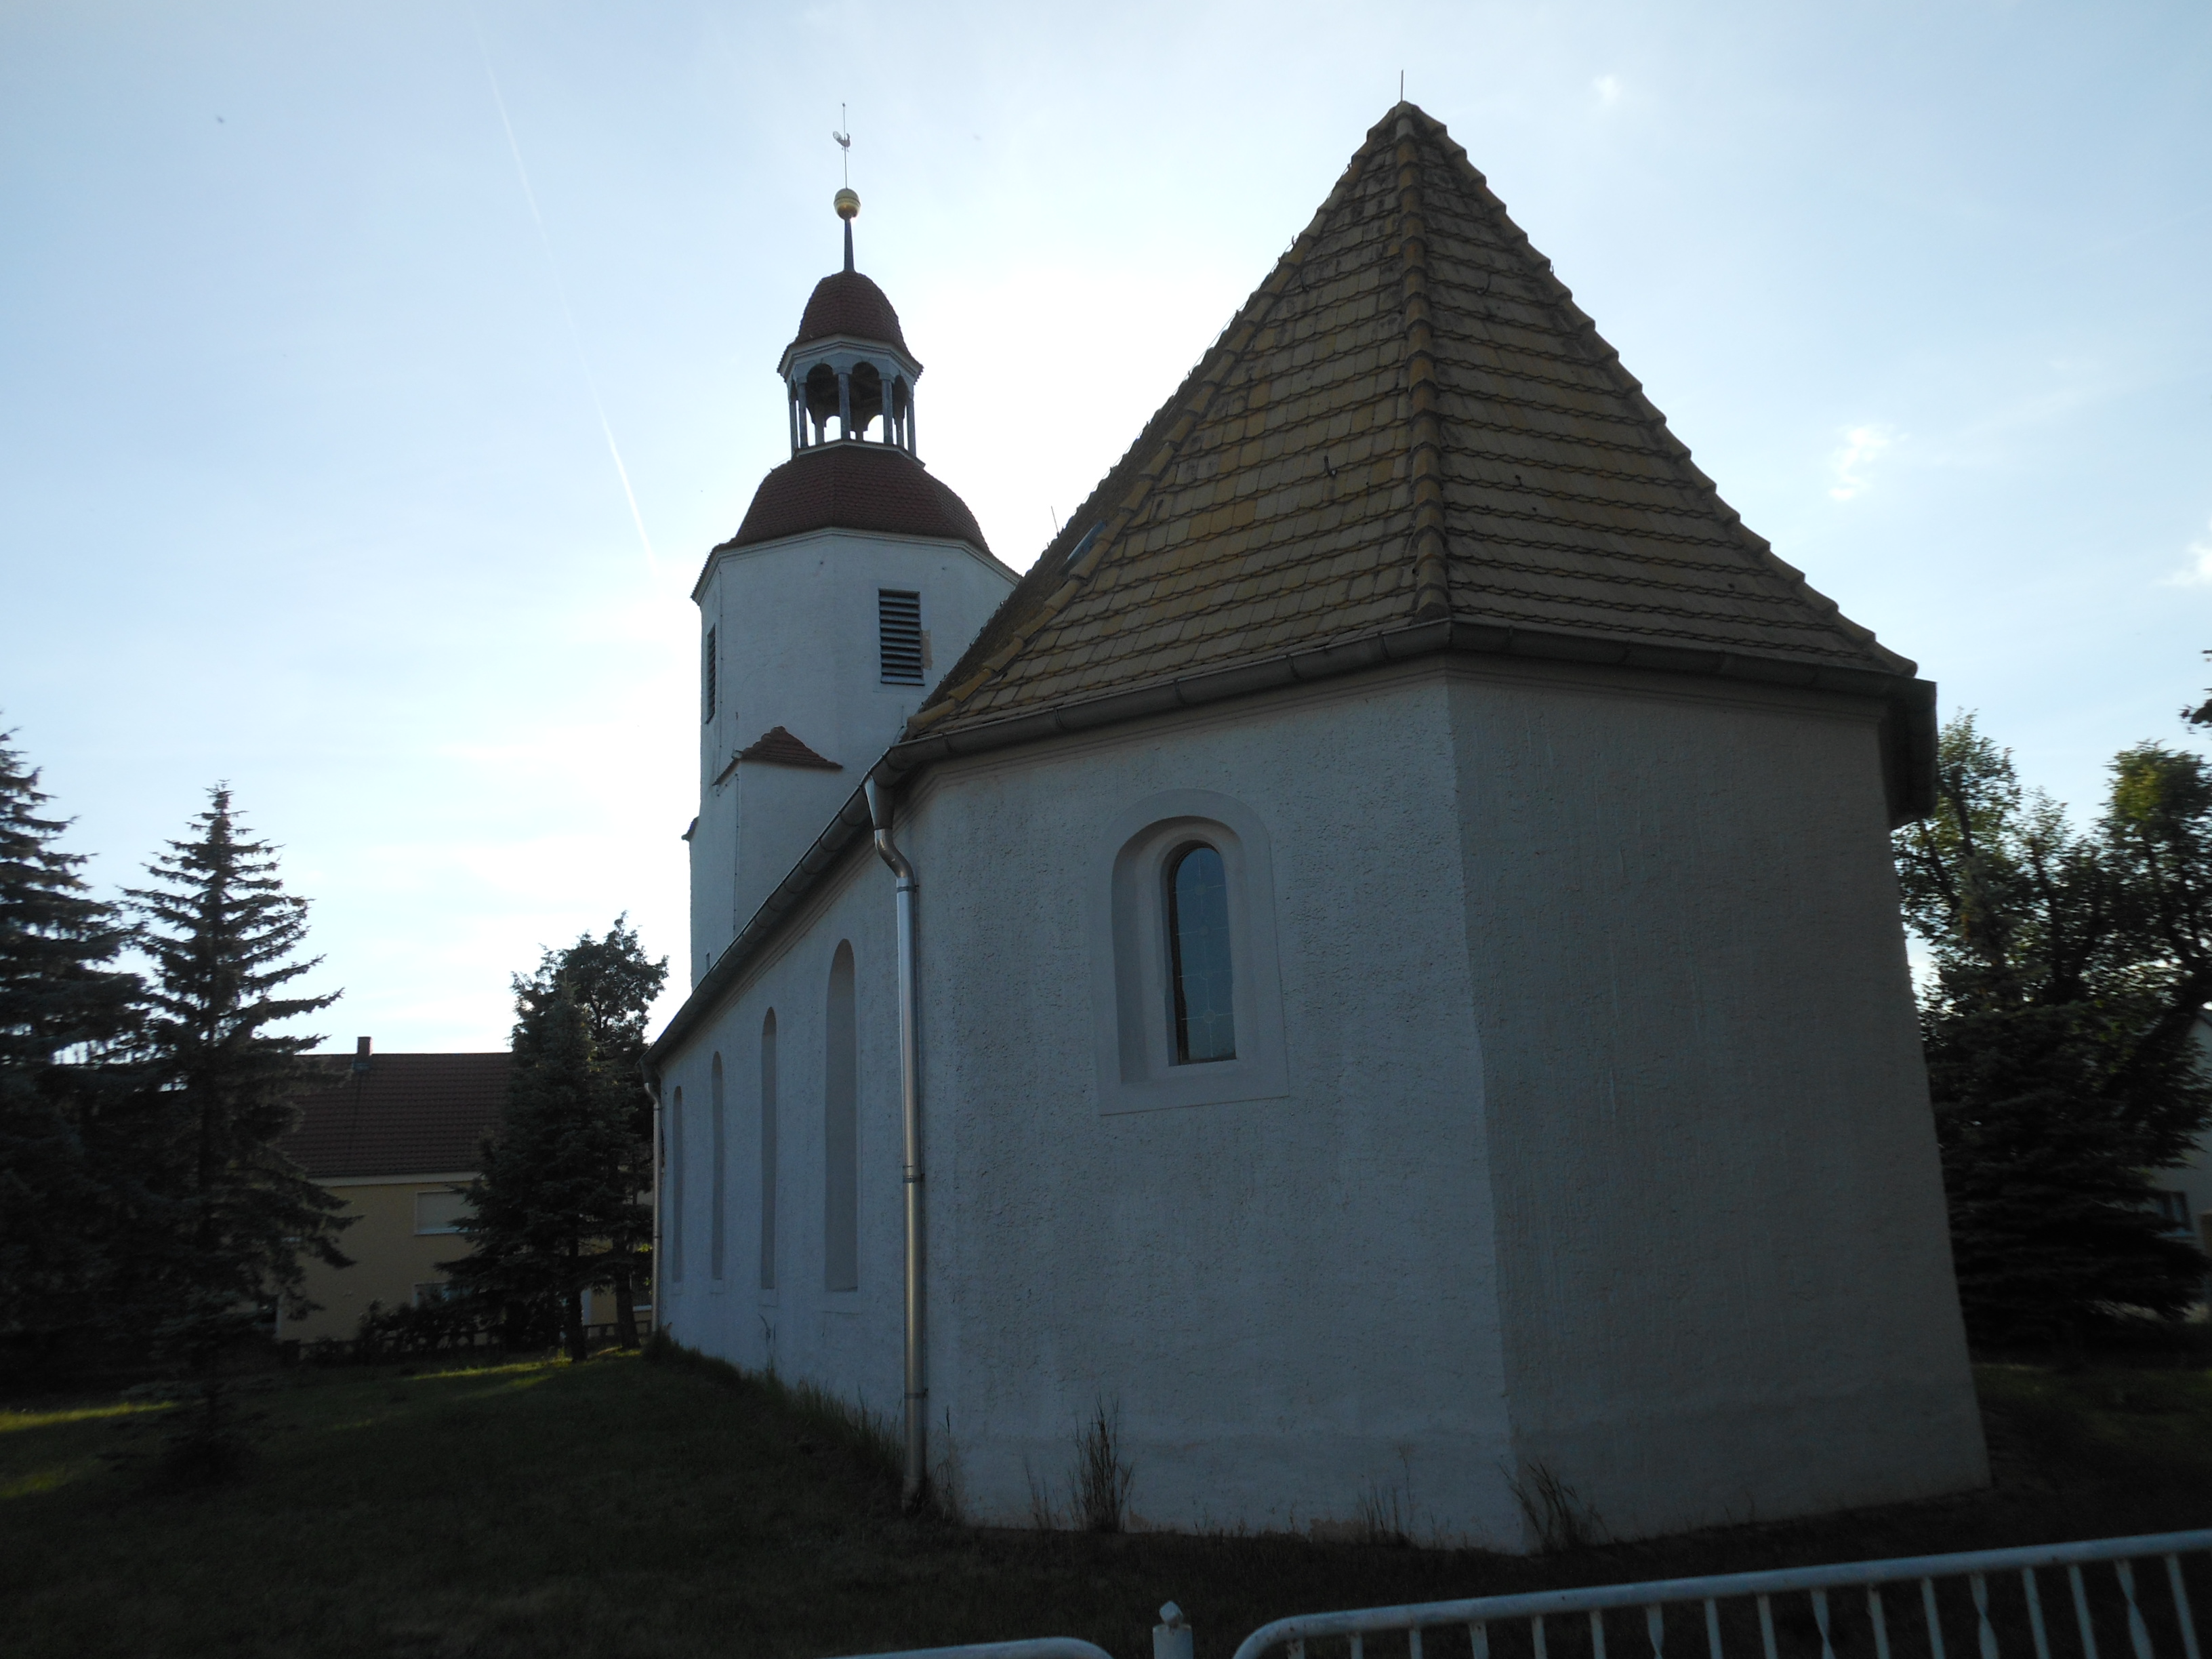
[1168,843,1235,1064]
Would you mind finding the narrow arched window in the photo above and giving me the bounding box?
[1166,842,1235,1063]
[709,1053,726,1282]
[668,1086,685,1284]
[824,943,859,1292]
[759,1009,778,1292]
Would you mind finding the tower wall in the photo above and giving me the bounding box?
[689,527,1012,985]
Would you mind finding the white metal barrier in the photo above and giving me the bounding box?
[1229,1531,2212,1659]
[817,1641,1113,1659]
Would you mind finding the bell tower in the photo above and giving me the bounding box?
[686,192,1017,987]
[779,188,923,457]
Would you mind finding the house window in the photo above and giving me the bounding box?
[1166,842,1236,1063]
[413,1189,472,1235]
[2152,1190,2192,1233]
[878,590,923,684]
[825,941,859,1291]
[760,1008,779,1292]
[1091,790,1290,1115]
[702,626,718,723]
[668,1085,685,1284]
[413,1282,456,1308]
[710,1052,727,1282]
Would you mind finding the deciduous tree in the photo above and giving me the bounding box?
[1894,716,2211,1342]
[449,920,664,1358]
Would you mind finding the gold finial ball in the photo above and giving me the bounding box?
[834,188,860,221]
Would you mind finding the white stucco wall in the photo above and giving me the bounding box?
[688,525,1014,986]
[660,848,909,1409]
[1443,663,1986,1540]
[657,655,1986,1548]
[913,670,1515,1538]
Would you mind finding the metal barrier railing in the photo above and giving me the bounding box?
[1229,1530,2212,1659]
[818,1642,1113,1659]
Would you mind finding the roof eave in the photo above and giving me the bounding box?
[691,522,1008,605]
[775,333,924,381]
[644,621,1935,1073]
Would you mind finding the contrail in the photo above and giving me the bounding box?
[468,12,657,574]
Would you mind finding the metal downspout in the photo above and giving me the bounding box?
[641,1061,663,1342]
[865,775,927,1509]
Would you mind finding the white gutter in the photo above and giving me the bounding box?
[864,775,928,1509]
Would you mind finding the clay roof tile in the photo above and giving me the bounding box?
[910,102,1914,741]
[737,726,842,769]
[721,443,988,557]
[789,270,910,355]
[280,1052,510,1181]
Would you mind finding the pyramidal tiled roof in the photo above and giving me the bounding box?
[909,103,1915,741]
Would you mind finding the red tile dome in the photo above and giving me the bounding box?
[789,270,910,356]
[724,443,986,553]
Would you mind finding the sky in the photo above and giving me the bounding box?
[3,1,2209,1052]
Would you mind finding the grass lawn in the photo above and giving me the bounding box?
[1,1350,2208,1659]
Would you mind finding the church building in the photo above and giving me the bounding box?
[645,102,1988,1547]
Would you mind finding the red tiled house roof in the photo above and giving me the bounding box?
[281,1052,510,1181]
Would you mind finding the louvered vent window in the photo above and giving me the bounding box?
[701,626,718,723]
[878,590,923,684]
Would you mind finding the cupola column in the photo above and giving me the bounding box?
[787,380,801,453]
[838,370,853,441]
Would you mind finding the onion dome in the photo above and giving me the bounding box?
[726,424,987,554]
[718,190,983,558]
[789,270,910,358]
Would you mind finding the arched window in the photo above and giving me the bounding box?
[668,1086,685,1284]
[759,1009,779,1292]
[848,361,884,438]
[824,943,859,1292]
[1166,842,1236,1063]
[709,1053,726,1282]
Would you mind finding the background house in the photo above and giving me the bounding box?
[281,1040,508,1342]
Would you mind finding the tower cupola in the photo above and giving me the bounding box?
[775,191,922,455]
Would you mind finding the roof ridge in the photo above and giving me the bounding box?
[906,116,1401,737]
[1406,108,1913,675]
[1393,106,1450,621]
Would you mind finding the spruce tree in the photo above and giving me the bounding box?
[0,729,142,1373]
[126,788,349,1456]
[449,920,664,1357]
[1894,716,2212,1343]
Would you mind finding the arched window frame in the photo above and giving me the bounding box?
[823,941,860,1294]
[1089,790,1290,1115]
[709,1053,726,1284]
[758,1008,779,1296]
[667,1085,686,1285]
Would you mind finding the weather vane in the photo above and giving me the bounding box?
[832,105,859,272]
